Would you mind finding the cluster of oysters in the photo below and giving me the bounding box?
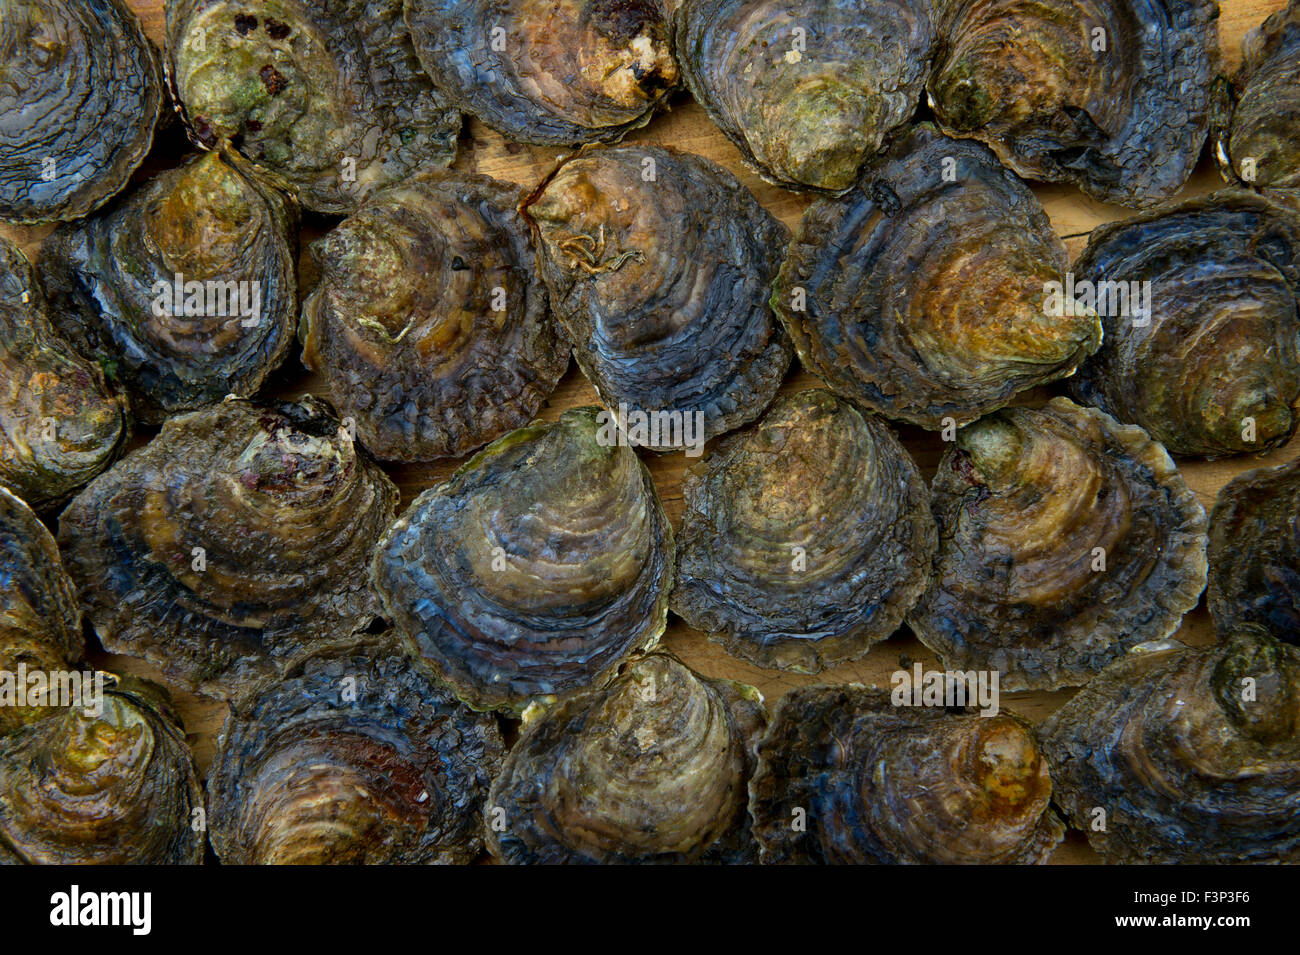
[0,0,1298,865]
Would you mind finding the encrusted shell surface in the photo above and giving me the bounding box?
[486,651,765,864]
[165,0,461,214]
[0,237,130,511]
[0,675,204,864]
[1208,455,1300,644]
[1069,191,1300,457]
[404,0,679,145]
[373,407,673,713]
[0,0,164,224]
[300,171,567,462]
[773,124,1101,430]
[673,0,937,192]
[672,389,936,672]
[39,149,299,425]
[928,0,1220,208]
[749,684,1065,864]
[1040,629,1300,863]
[57,397,398,704]
[523,145,792,450]
[208,639,505,864]
[908,398,1208,691]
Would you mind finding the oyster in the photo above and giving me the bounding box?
[1069,191,1300,457]
[301,171,566,462]
[373,407,673,713]
[404,0,678,146]
[208,639,504,864]
[0,0,163,224]
[928,0,1220,208]
[39,148,299,425]
[1208,455,1300,644]
[0,675,204,864]
[773,125,1100,429]
[523,145,791,450]
[1214,0,1300,204]
[0,237,129,511]
[749,685,1065,864]
[673,0,936,192]
[165,0,461,214]
[1040,629,1300,863]
[908,398,1208,691]
[57,397,399,703]
[486,651,765,864]
[0,488,82,734]
[673,389,935,672]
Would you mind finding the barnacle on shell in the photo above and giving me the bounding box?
[672,389,935,672]
[373,407,673,713]
[907,398,1208,691]
[300,171,567,462]
[57,397,398,704]
[749,684,1065,864]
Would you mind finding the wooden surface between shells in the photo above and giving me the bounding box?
[0,0,1290,864]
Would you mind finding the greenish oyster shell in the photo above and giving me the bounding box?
[373,407,673,714]
[1069,191,1300,457]
[165,0,461,214]
[773,125,1100,430]
[908,398,1208,692]
[0,675,204,864]
[523,145,791,451]
[1208,455,1300,645]
[38,149,299,426]
[1040,629,1300,864]
[0,0,164,224]
[57,397,399,704]
[0,487,82,735]
[0,236,129,511]
[1214,0,1300,205]
[405,0,678,146]
[673,0,937,192]
[208,638,505,864]
[300,171,567,462]
[749,685,1065,864]
[672,389,935,673]
[486,651,765,864]
[928,0,1220,208]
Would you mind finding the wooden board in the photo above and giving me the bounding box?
[1,0,1291,865]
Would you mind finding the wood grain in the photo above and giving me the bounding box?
[1,0,1290,865]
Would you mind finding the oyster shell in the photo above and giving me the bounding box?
[38,149,299,425]
[486,651,765,864]
[1069,191,1300,457]
[908,398,1208,691]
[672,389,936,672]
[1208,455,1300,644]
[1214,0,1300,205]
[373,407,673,713]
[208,638,505,864]
[749,685,1065,864]
[405,0,678,146]
[773,125,1100,429]
[523,145,791,450]
[0,237,130,511]
[57,397,399,703]
[673,0,937,192]
[1040,629,1300,864]
[165,0,461,214]
[300,171,567,462]
[0,0,164,224]
[0,675,204,864]
[928,0,1220,208]
[0,488,82,735]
